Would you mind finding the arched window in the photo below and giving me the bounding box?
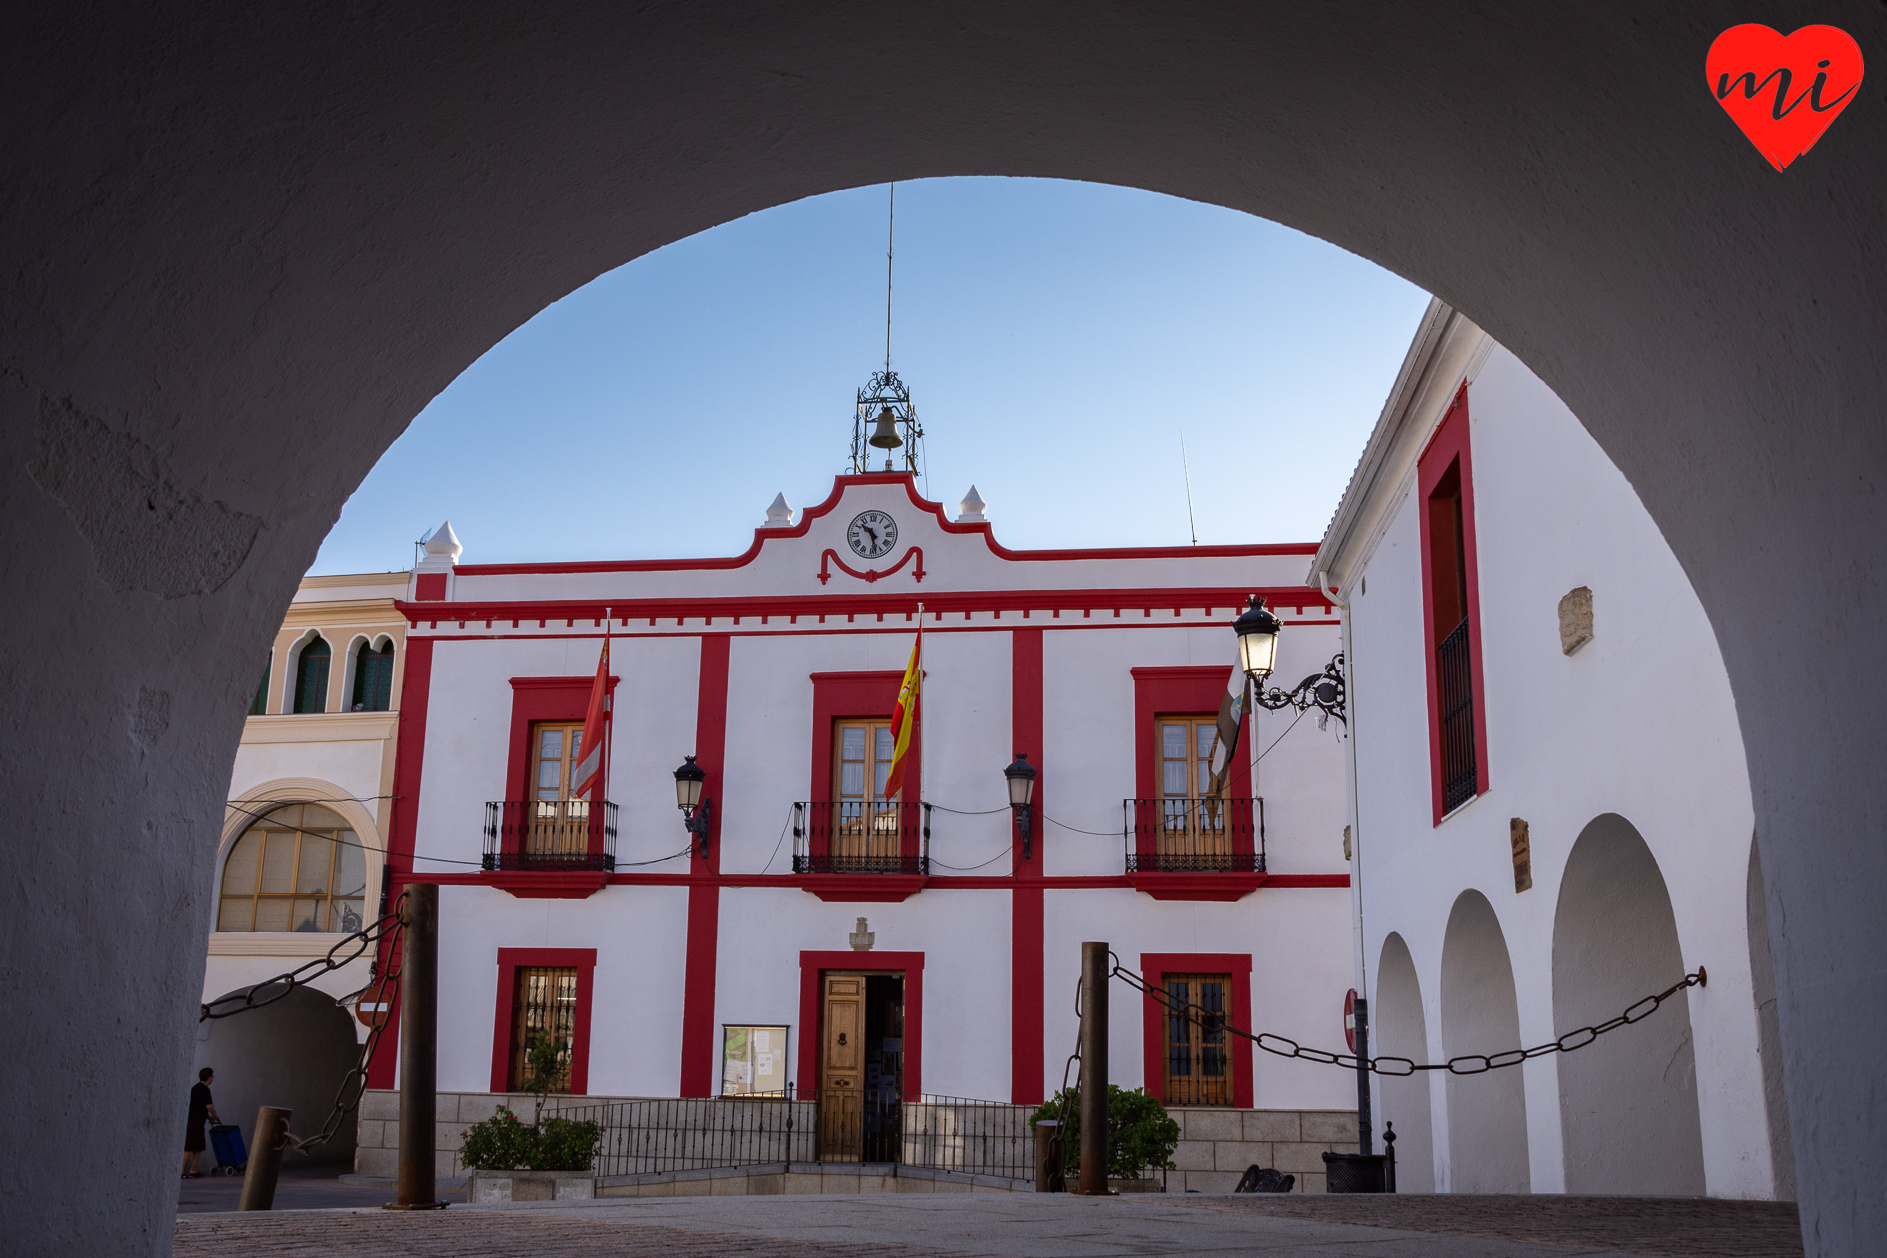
[249,654,272,715]
[293,635,330,714]
[218,804,367,933]
[351,640,395,712]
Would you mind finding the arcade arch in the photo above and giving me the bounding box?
[1374,932,1435,1193]
[193,985,361,1166]
[1551,814,1705,1196]
[5,7,1885,1255]
[1440,890,1528,1193]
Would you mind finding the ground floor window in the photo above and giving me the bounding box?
[1162,972,1231,1106]
[722,1025,790,1096]
[508,965,579,1092]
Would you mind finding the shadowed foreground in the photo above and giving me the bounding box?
[175,1192,1804,1257]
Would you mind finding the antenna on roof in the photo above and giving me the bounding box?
[1181,431,1199,546]
[885,183,895,376]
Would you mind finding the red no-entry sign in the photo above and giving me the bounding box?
[1343,988,1358,1054]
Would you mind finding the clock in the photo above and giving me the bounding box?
[847,510,898,559]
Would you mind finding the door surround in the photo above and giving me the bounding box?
[797,950,924,1098]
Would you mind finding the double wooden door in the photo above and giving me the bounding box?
[816,972,903,1162]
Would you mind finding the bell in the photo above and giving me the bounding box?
[867,406,904,450]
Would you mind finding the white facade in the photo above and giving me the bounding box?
[379,474,1356,1123]
[1312,302,1791,1199]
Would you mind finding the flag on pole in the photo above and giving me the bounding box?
[1207,653,1248,802]
[883,620,922,799]
[572,638,609,799]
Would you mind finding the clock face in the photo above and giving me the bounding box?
[847,510,898,559]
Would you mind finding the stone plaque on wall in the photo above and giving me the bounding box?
[1510,818,1533,892]
[1559,586,1594,654]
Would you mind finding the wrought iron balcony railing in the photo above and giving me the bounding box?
[1436,618,1478,812]
[483,799,618,872]
[792,800,929,875]
[1122,796,1265,874]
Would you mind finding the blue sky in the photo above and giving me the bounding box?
[311,178,1430,574]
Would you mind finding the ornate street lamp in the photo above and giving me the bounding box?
[674,755,712,857]
[1005,752,1037,860]
[1233,595,1347,727]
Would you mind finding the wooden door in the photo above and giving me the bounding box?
[832,720,900,864]
[526,721,590,857]
[818,974,865,1161]
[1157,717,1231,859]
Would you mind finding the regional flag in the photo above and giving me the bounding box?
[1207,654,1248,802]
[572,640,610,799]
[882,626,922,799]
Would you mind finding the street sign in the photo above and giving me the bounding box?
[1343,988,1357,1054]
[355,982,392,1029]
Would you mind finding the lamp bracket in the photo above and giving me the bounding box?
[1252,652,1347,726]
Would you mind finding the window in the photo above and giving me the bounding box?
[508,965,579,1092]
[217,804,367,933]
[1418,385,1488,821]
[1162,973,1230,1106]
[722,1025,790,1096]
[293,635,330,714]
[832,719,900,861]
[249,655,271,716]
[524,721,591,859]
[350,640,395,711]
[1155,717,1231,861]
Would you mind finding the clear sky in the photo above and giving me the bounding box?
[311,178,1430,574]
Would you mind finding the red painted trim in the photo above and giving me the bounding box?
[398,586,1330,632]
[679,635,731,1097]
[1129,666,1255,848]
[504,675,619,805]
[389,869,1349,893]
[809,669,921,865]
[453,476,1318,576]
[369,636,435,1089]
[1417,384,1492,825]
[817,546,925,585]
[414,572,447,600]
[490,947,597,1095]
[1139,952,1254,1108]
[795,950,925,1100]
[1011,628,1044,1104]
[791,874,930,902]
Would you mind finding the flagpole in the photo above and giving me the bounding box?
[602,605,613,805]
[916,602,924,806]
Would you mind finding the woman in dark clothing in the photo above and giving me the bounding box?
[182,1067,219,1177]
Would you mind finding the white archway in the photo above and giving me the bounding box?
[1551,814,1704,1195]
[1440,890,1528,1193]
[1375,932,1435,1193]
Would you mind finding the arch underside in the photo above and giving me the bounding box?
[4,4,1884,1254]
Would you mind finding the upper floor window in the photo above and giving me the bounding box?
[532,721,587,801]
[217,803,367,933]
[293,635,330,714]
[351,640,395,711]
[1418,386,1488,821]
[1155,717,1231,861]
[834,719,897,805]
[249,654,271,716]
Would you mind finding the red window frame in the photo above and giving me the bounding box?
[503,675,619,858]
[1129,667,1255,856]
[794,950,924,1100]
[808,671,922,864]
[490,947,597,1095]
[1138,952,1253,1108]
[1417,385,1491,824]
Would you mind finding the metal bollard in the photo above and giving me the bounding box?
[1077,941,1111,1196]
[386,883,448,1210]
[1034,1121,1065,1192]
[237,1107,292,1211]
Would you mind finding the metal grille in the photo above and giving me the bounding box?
[792,801,929,875]
[1123,798,1265,874]
[509,965,579,1092]
[483,800,618,872]
[1436,619,1478,811]
[1162,973,1230,1105]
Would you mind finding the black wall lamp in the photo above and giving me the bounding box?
[674,755,712,857]
[1005,752,1037,860]
[1233,595,1347,727]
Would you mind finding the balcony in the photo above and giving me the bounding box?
[1123,797,1267,901]
[790,801,930,902]
[481,800,617,897]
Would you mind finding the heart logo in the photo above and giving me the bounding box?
[1707,25,1864,171]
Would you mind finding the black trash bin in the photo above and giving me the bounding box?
[1322,1151,1388,1193]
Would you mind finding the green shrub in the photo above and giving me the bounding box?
[458,1105,600,1172]
[1028,1085,1179,1179]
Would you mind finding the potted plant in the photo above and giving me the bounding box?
[460,1040,603,1202]
[1029,1084,1179,1192]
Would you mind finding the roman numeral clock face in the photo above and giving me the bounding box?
[846,510,898,560]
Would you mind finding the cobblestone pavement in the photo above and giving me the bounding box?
[174,1193,1807,1258]
[1177,1196,1803,1258]
[177,1165,465,1213]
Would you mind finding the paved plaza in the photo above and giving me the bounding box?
[175,1192,1804,1257]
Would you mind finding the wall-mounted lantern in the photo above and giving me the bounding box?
[1232,595,1347,727]
[1005,752,1037,860]
[674,755,712,857]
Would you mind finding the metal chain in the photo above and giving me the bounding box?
[199,892,409,1154]
[1108,953,1707,1077]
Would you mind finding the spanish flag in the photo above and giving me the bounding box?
[882,617,921,799]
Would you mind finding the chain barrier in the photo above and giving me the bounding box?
[198,891,409,1154]
[1108,953,1706,1077]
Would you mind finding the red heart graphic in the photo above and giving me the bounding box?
[1707,25,1864,171]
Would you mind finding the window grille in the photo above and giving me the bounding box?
[1436,619,1478,811]
[293,635,330,714]
[1162,973,1230,1106]
[510,965,580,1092]
[351,641,395,711]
